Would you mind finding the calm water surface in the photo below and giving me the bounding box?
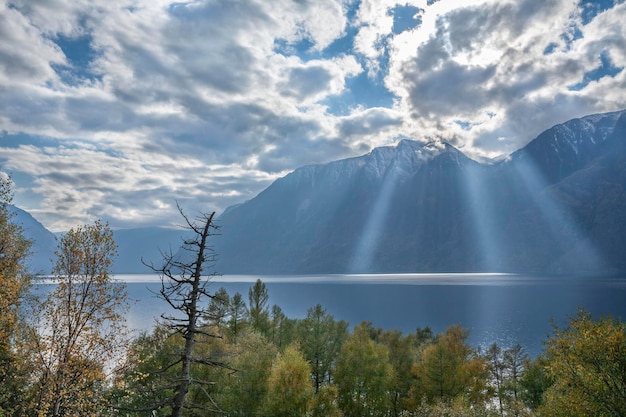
[120,273,626,357]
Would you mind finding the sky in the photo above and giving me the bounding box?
[0,0,625,232]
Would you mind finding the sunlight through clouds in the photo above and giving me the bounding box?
[0,0,624,229]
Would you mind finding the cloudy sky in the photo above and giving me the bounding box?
[1,0,624,231]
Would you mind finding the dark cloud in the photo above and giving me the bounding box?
[338,108,403,138]
[403,60,497,117]
[283,66,333,99]
[442,4,508,53]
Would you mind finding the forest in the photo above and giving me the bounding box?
[1,177,625,417]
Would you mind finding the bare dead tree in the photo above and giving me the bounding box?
[141,205,232,417]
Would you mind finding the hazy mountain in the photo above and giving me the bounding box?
[9,205,57,274]
[14,109,626,275]
[213,140,487,273]
[113,227,191,273]
[214,110,626,275]
[503,110,626,273]
[6,206,190,274]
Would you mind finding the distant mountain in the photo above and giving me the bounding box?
[7,207,189,274]
[214,110,626,275]
[9,205,57,274]
[113,227,190,273]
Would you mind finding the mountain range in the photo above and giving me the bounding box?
[214,109,626,275]
[14,109,626,275]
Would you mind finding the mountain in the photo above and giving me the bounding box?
[6,206,189,274]
[213,140,488,273]
[113,227,191,273]
[13,109,626,275]
[9,205,57,274]
[214,110,626,275]
[502,110,626,273]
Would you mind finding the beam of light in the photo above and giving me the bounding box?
[454,166,522,349]
[349,165,400,273]
[458,164,505,272]
[511,156,607,272]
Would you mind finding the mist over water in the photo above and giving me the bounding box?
[116,273,626,356]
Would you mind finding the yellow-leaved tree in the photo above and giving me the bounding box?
[409,324,491,412]
[335,322,396,417]
[263,344,313,417]
[0,175,32,415]
[27,220,128,417]
[540,310,626,417]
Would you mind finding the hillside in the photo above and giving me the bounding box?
[214,110,626,274]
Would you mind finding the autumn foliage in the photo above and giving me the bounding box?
[0,183,624,416]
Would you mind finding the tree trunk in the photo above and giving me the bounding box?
[170,212,214,417]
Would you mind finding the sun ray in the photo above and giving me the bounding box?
[349,165,400,273]
[458,163,505,272]
[510,156,607,272]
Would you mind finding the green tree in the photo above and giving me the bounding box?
[411,325,489,407]
[502,344,528,416]
[310,384,343,417]
[298,304,348,393]
[264,344,313,417]
[219,330,277,416]
[412,396,500,417]
[113,325,177,414]
[414,326,434,347]
[539,310,626,417]
[228,292,247,338]
[113,321,232,417]
[335,322,395,417]
[487,343,529,416]
[269,305,290,349]
[487,343,506,416]
[205,286,230,328]
[0,175,33,416]
[519,354,552,411]
[247,279,270,334]
[379,329,416,416]
[30,220,128,417]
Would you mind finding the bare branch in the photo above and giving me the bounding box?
[132,206,227,417]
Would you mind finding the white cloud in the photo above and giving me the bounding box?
[385,0,626,156]
[279,55,363,104]
[268,0,351,51]
[0,140,281,231]
[0,3,64,85]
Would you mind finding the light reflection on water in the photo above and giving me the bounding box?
[36,273,626,357]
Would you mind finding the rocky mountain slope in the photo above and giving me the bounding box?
[214,110,626,274]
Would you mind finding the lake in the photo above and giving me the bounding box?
[120,273,626,357]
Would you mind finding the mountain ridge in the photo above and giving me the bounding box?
[11,109,626,275]
[214,109,626,274]
[8,205,57,274]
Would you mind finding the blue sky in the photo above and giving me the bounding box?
[0,0,625,231]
